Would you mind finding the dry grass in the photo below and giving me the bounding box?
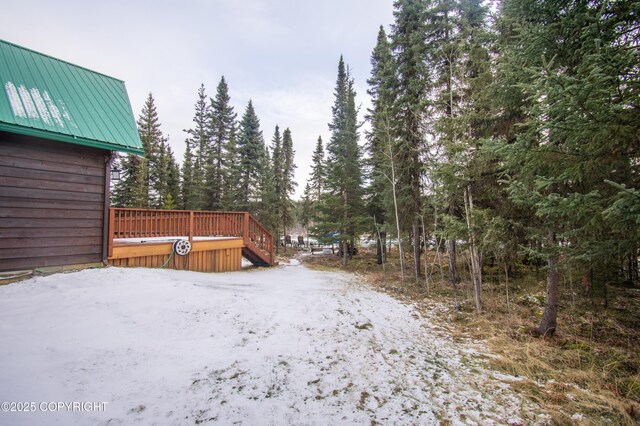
[299,247,640,425]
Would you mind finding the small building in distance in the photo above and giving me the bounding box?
[0,39,143,272]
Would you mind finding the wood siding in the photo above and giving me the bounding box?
[109,239,244,273]
[0,132,107,271]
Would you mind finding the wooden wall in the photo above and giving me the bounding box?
[108,239,244,273]
[0,132,108,271]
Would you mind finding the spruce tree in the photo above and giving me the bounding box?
[236,100,265,213]
[309,136,325,201]
[111,153,148,208]
[165,145,181,208]
[281,128,297,251]
[270,125,284,251]
[221,131,242,211]
[181,145,195,209]
[154,139,170,208]
[492,0,640,335]
[207,76,237,210]
[390,0,430,279]
[317,56,366,266]
[428,0,495,310]
[136,93,168,208]
[299,182,313,238]
[366,25,395,265]
[182,85,210,210]
[258,146,277,232]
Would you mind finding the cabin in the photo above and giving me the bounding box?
[0,40,274,274]
[0,39,143,272]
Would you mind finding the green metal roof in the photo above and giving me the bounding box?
[0,40,143,154]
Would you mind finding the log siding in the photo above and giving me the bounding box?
[0,132,108,271]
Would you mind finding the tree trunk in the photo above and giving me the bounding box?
[373,217,383,265]
[446,239,458,285]
[282,226,287,254]
[342,190,348,267]
[374,219,387,284]
[342,239,348,267]
[275,221,280,255]
[464,186,482,313]
[421,215,429,292]
[381,232,386,257]
[388,139,404,284]
[538,231,559,337]
[629,249,638,285]
[413,221,421,281]
[376,239,383,265]
[503,257,510,309]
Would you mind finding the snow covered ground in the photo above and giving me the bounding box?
[0,261,541,425]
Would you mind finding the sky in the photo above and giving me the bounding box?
[1,0,395,198]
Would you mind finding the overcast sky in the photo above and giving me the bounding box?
[2,0,394,198]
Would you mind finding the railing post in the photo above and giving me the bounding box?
[189,211,194,244]
[270,234,275,265]
[107,208,115,258]
[243,212,249,246]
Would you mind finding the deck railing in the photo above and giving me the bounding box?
[108,208,274,265]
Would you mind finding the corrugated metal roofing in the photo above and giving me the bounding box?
[0,40,143,154]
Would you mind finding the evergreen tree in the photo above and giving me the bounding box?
[428,0,463,286]
[270,125,284,251]
[258,146,277,231]
[428,0,495,310]
[299,182,313,236]
[112,92,173,209]
[390,0,431,279]
[136,93,168,208]
[207,76,237,210]
[316,56,366,266]
[281,128,297,251]
[165,145,181,208]
[181,145,195,209]
[237,100,265,213]
[162,193,178,210]
[365,25,395,265]
[182,85,210,209]
[221,131,242,211]
[154,139,170,208]
[491,0,640,335]
[309,136,325,201]
[111,153,148,208]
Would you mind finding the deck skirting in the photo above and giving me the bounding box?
[108,238,244,272]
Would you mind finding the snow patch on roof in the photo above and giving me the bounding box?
[42,91,64,128]
[57,99,77,128]
[4,80,73,130]
[30,88,53,126]
[4,82,26,118]
[17,84,39,120]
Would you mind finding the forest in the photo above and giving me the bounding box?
[114,0,638,328]
[112,0,638,420]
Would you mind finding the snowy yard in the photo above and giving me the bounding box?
[0,261,540,425]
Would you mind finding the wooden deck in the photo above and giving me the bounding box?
[107,208,274,272]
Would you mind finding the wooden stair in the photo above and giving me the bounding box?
[241,212,275,266]
[242,244,271,267]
